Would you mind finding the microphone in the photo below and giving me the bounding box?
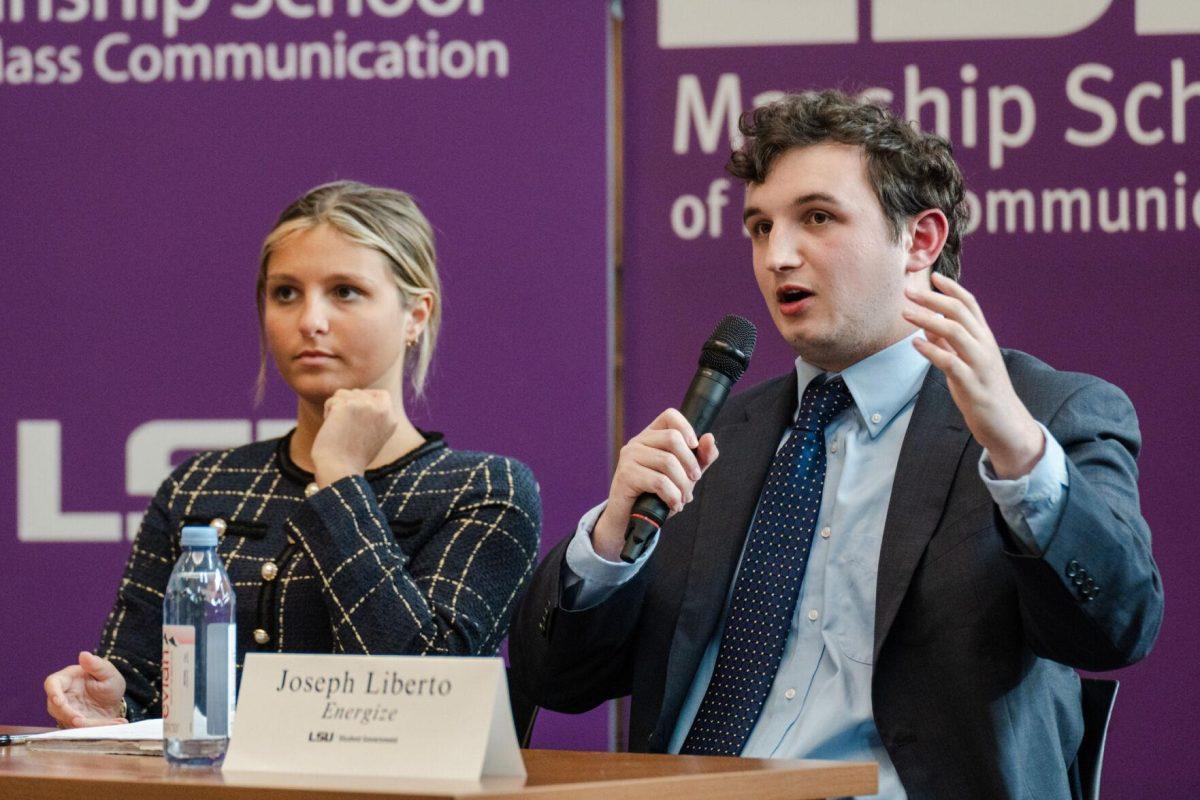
[620,314,757,563]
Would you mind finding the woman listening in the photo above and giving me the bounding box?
[44,181,542,726]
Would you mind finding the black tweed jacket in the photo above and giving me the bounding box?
[98,432,541,720]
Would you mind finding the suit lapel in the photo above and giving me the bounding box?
[654,372,798,742]
[873,368,972,662]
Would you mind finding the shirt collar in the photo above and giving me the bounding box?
[793,331,931,439]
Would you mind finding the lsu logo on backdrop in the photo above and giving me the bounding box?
[15,419,292,543]
[657,0,1200,48]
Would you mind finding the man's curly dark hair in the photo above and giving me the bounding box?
[728,90,970,280]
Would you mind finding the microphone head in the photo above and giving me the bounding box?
[699,315,757,382]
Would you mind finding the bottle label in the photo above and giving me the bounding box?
[205,622,236,735]
[162,624,196,739]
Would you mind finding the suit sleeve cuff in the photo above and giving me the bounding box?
[979,422,1069,555]
[562,502,658,609]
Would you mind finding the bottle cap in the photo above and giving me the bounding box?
[180,525,219,547]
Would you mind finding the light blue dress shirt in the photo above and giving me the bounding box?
[565,332,1069,799]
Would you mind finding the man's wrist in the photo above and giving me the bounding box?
[565,500,656,596]
[591,504,629,562]
[984,417,1045,479]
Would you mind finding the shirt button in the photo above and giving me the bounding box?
[304,482,320,498]
[784,688,797,701]
[820,526,831,539]
[829,441,839,454]
[253,628,270,645]
[261,562,279,581]
[807,609,819,622]
[871,412,882,424]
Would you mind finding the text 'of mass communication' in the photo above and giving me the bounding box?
[0,0,508,85]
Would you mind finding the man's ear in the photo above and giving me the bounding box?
[905,209,949,274]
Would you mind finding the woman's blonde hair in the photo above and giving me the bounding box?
[255,181,441,401]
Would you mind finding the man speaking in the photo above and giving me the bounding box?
[510,90,1163,799]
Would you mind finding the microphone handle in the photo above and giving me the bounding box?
[620,368,734,563]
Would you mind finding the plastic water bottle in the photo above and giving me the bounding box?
[162,525,236,766]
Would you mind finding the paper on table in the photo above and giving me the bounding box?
[26,718,163,755]
[31,718,162,740]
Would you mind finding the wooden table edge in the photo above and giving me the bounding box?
[2,731,878,800]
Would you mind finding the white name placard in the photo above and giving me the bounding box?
[221,653,525,782]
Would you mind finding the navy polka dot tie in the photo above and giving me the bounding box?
[680,374,853,756]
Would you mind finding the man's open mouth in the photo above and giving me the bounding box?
[777,287,813,303]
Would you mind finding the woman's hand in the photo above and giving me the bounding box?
[44,652,127,728]
[310,388,400,488]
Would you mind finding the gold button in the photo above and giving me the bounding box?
[261,562,279,581]
[304,482,320,498]
[253,628,269,644]
[210,518,227,536]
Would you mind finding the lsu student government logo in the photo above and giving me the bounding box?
[657,0,1200,48]
[15,418,292,543]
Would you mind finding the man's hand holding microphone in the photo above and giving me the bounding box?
[594,315,756,563]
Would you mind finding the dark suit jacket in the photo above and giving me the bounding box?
[510,349,1163,799]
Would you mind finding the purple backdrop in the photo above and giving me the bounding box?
[622,1,1198,795]
[0,2,611,750]
[4,1,1200,787]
